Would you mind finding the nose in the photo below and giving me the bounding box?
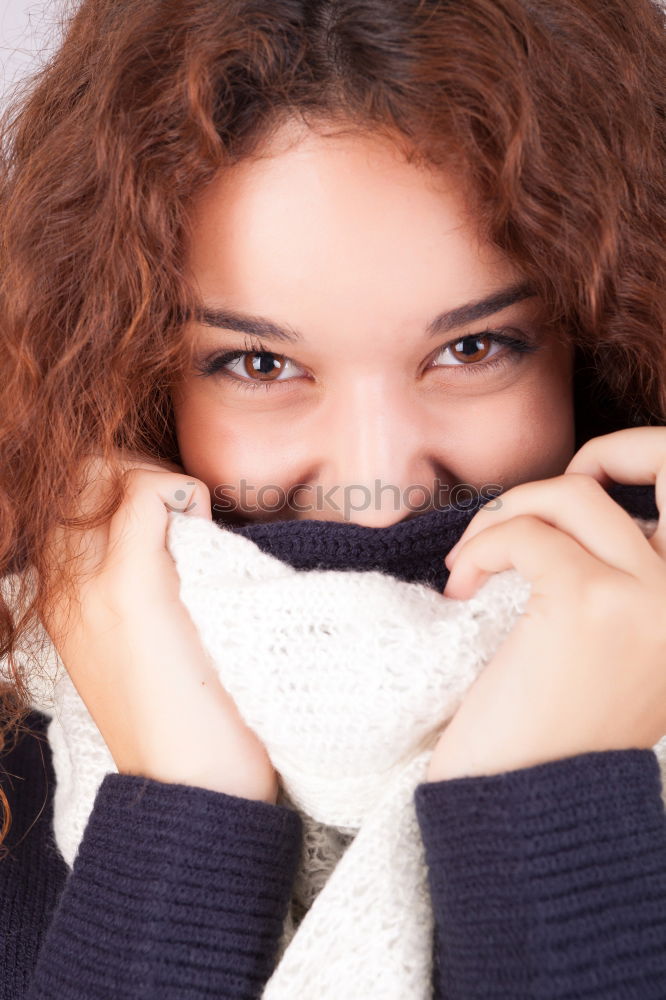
[297,378,446,528]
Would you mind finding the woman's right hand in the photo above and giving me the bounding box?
[41,448,278,804]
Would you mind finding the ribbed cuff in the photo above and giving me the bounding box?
[30,772,303,999]
[414,749,666,1000]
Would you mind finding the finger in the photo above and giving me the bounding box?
[445,473,656,580]
[112,454,209,519]
[444,514,601,600]
[117,447,186,476]
[105,470,212,571]
[564,426,666,559]
[43,456,205,643]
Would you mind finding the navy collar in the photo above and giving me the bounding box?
[217,482,658,592]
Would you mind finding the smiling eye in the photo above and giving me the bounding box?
[195,327,539,392]
[434,334,502,366]
[228,349,298,381]
[197,343,305,387]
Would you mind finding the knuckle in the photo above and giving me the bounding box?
[118,448,185,476]
[466,513,540,550]
[491,481,525,511]
[569,431,614,458]
[563,471,605,499]
[509,513,543,536]
[494,473,606,512]
[106,468,210,544]
[569,437,596,461]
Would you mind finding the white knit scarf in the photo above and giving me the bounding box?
[4,509,666,999]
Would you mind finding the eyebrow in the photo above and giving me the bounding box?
[193,279,537,344]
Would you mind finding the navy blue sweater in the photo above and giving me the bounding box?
[2,713,666,998]
[2,482,666,998]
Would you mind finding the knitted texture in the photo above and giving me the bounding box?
[218,497,483,589]
[3,483,665,1000]
[0,712,303,1000]
[414,747,666,999]
[220,481,659,583]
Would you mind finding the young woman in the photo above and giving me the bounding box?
[0,0,665,997]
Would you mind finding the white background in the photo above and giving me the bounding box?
[0,1,71,112]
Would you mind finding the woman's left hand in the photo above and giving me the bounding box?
[426,426,666,782]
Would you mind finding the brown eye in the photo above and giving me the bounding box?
[195,342,305,388]
[448,335,494,364]
[429,330,539,376]
[196,328,538,391]
[242,351,286,381]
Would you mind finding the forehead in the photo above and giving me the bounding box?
[183,123,528,352]
[189,124,512,269]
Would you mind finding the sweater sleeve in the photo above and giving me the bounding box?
[414,748,666,1000]
[23,772,302,1000]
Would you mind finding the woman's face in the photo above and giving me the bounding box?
[172,120,576,527]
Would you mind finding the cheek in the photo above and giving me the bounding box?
[172,387,300,492]
[438,371,576,487]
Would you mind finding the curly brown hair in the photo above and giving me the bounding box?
[0,0,664,851]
